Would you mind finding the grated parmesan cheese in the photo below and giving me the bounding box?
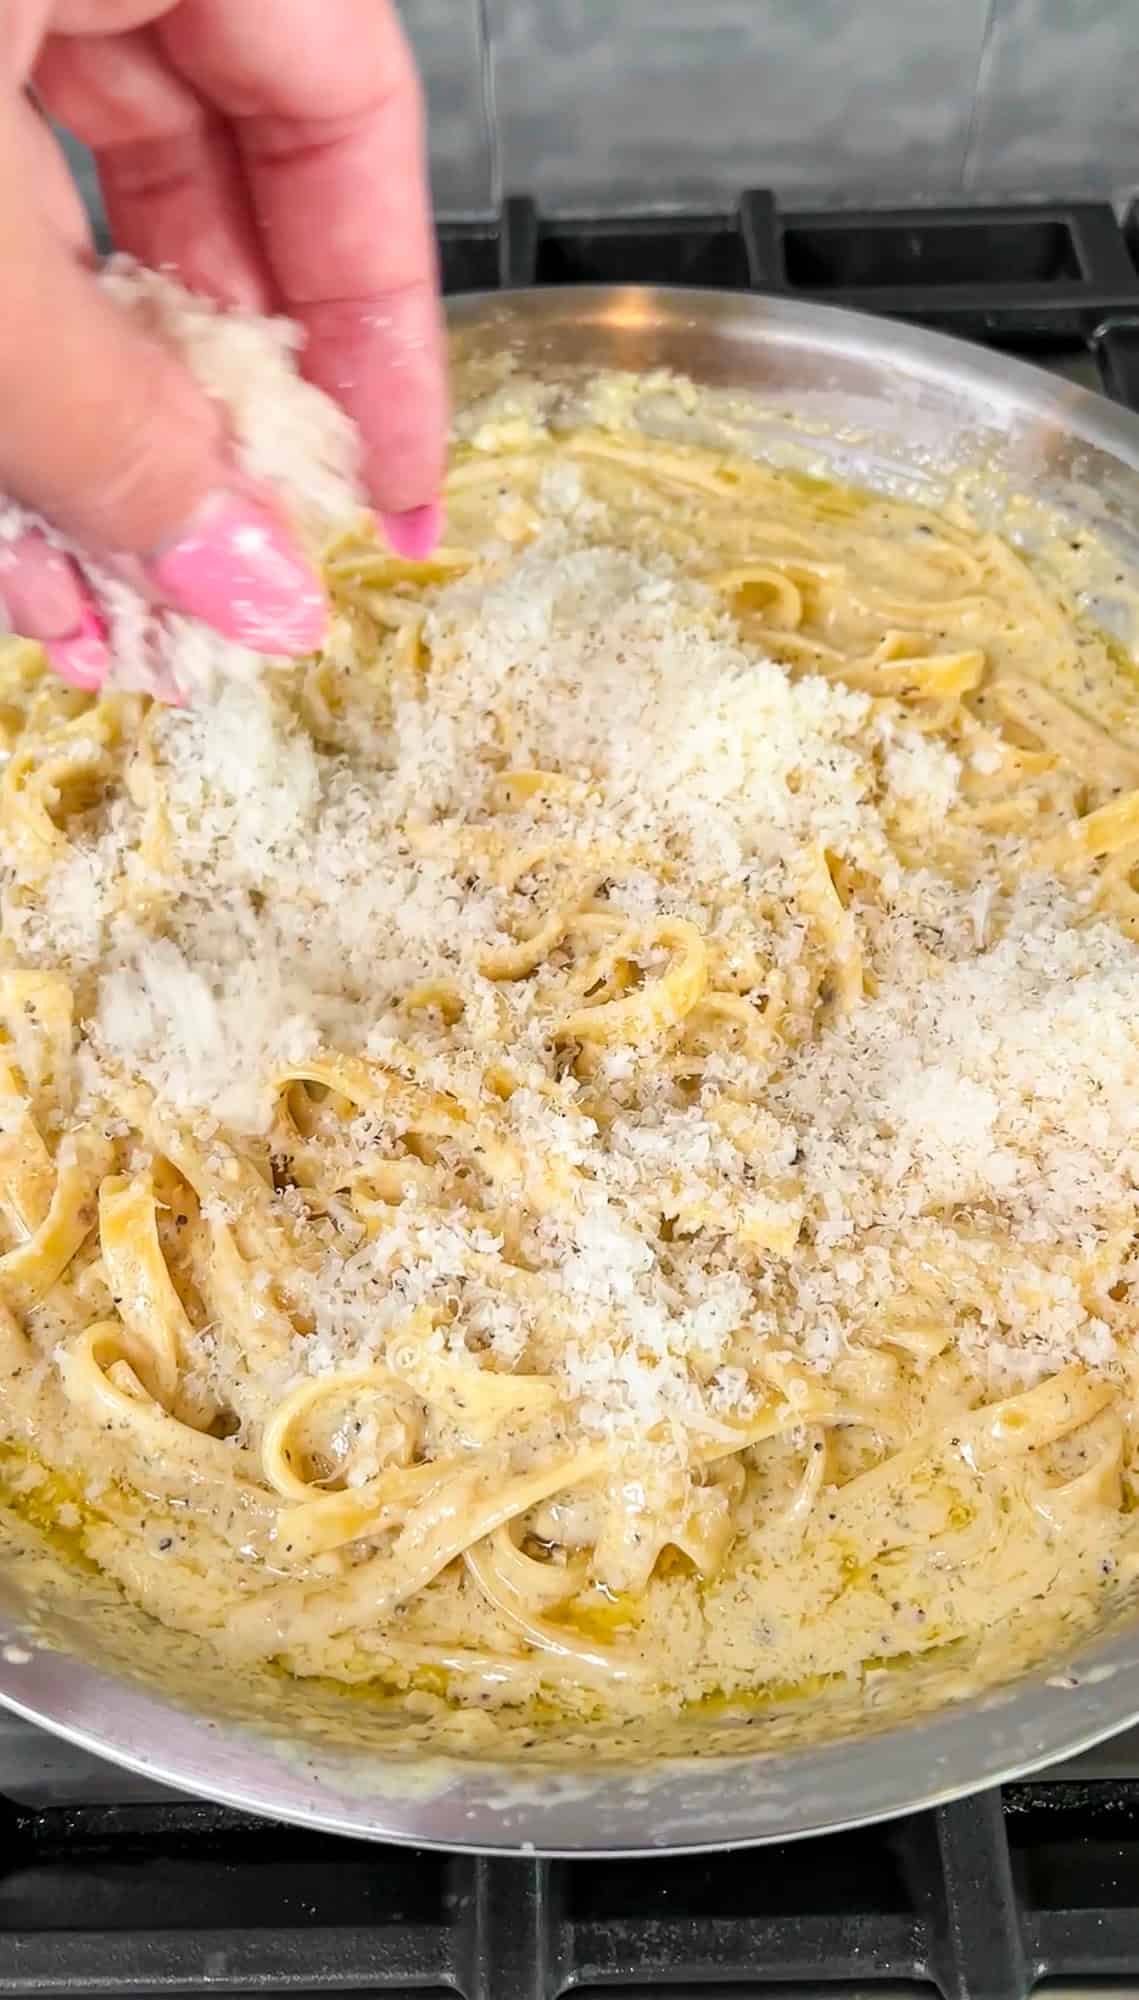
[9,281,1139,1438]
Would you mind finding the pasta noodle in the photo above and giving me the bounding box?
[3,391,1139,1731]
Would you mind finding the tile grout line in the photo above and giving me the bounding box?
[961,0,1004,193]
[475,0,504,215]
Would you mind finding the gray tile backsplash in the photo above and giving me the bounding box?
[54,0,1139,236]
[400,0,495,215]
[484,0,994,212]
[427,0,1139,215]
[964,0,1139,201]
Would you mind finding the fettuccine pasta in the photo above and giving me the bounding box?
[3,388,1139,1731]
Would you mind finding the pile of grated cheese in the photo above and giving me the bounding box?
[7,274,1139,1438]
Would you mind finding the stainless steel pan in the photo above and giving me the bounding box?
[5,285,1139,1852]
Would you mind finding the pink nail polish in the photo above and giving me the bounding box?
[44,605,110,691]
[380,502,443,562]
[149,493,327,656]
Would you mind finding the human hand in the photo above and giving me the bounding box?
[1,0,447,686]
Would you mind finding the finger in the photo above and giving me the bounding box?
[0,108,324,653]
[0,185,218,549]
[5,0,53,83]
[48,2,170,32]
[159,0,447,525]
[0,530,111,688]
[18,94,92,254]
[34,27,272,312]
[0,530,88,638]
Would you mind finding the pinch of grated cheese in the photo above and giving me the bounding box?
[0,261,365,703]
[7,267,1139,1436]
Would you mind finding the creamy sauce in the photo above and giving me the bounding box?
[3,386,1139,1762]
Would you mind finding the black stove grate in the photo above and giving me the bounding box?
[438,191,1139,407]
[4,1782,1139,1998]
[8,189,1139,2000]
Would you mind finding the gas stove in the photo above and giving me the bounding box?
[3,1705,1139,2000]
[8,192,1139,2000]
[437,190,1139,406]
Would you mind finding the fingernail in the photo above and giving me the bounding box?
[379,502,443,562]
[44,605,110,691]
[149,492,327,656]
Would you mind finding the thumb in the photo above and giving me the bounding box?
[0,122,325,655]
